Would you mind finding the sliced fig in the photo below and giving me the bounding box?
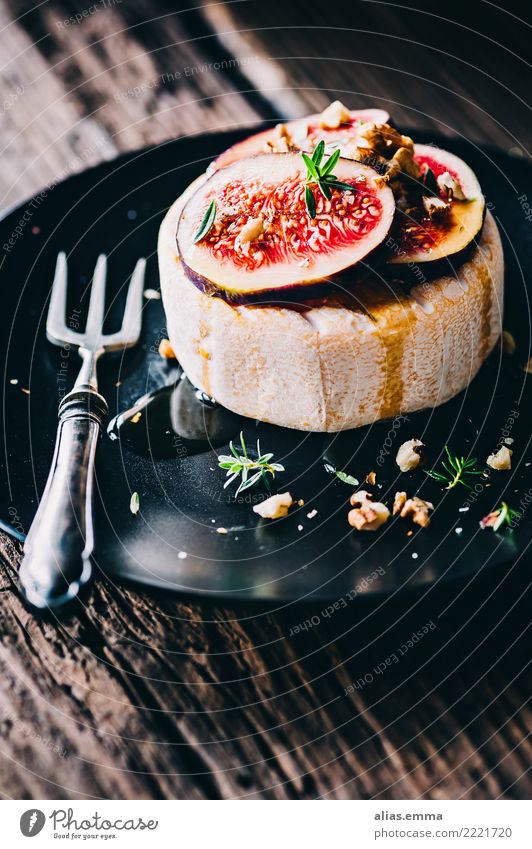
[387,143,485,270]
[177,152,395,303]
[212,107,390,171]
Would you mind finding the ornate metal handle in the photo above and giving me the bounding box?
[19,388,108,611]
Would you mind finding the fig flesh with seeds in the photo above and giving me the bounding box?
[177,152,395,303]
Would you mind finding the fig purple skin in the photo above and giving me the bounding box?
[180,256,387,306]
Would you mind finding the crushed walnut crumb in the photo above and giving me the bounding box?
[238,215,264,246]
[159,338,176,359]
[358,123,420,187]
[486,446,512,471]
[266,122,296,153]
[396,439,424,472]
[394,493,434,528]
[365,470,377,486]
[393,491,407,515]
[437,171,467,201]
[348,490,390,531]
[318,99,351,129]
[253,492,293,520]
[422,196,449,219]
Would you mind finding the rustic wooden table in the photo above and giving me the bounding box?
[1,0,531,800]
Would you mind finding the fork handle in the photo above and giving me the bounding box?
[19,387,108,611]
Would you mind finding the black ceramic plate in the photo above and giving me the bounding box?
[1,127,532,602]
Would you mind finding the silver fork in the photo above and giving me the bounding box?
[19,252,146,611]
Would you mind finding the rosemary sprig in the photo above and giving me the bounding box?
[193,199,216,243]
[218,432,285,497]
[302,143,354,218]
[425,446,484,490]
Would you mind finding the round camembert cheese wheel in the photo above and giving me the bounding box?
[158,181,504,432]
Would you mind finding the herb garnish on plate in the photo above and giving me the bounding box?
[218,432,285,497]
[426,446,483,490]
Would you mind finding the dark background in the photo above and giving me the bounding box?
[0,0,531,800]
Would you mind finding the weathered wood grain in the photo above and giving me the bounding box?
[1,531,531,799]
[201,0,532,151]
[0,0,531,800]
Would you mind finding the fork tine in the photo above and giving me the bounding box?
[106,257,146,349]
[83,253,107,347]
[46,252,81,347]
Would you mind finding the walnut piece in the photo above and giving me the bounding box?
[486,446,512,471]
[158,338,176,359]
[359,123,414,154]
[395,494,434,528]
[359,122,420,187]
[437,171,467,201]
[318,99,351,129]
[365,470,377,486]
[422,196,449,219]
[239,216,264,245]
[393,491,407,515]
[265,122,295,153]
[253,492,293,520]
[396,439,424,472]
[382,146,421,185]
[348,490,390,531]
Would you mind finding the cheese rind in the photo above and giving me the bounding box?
[159,185,504,432]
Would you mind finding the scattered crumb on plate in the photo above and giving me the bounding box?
[158,338,176,359]
[143,289,161,300]
[254,492,293,519]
